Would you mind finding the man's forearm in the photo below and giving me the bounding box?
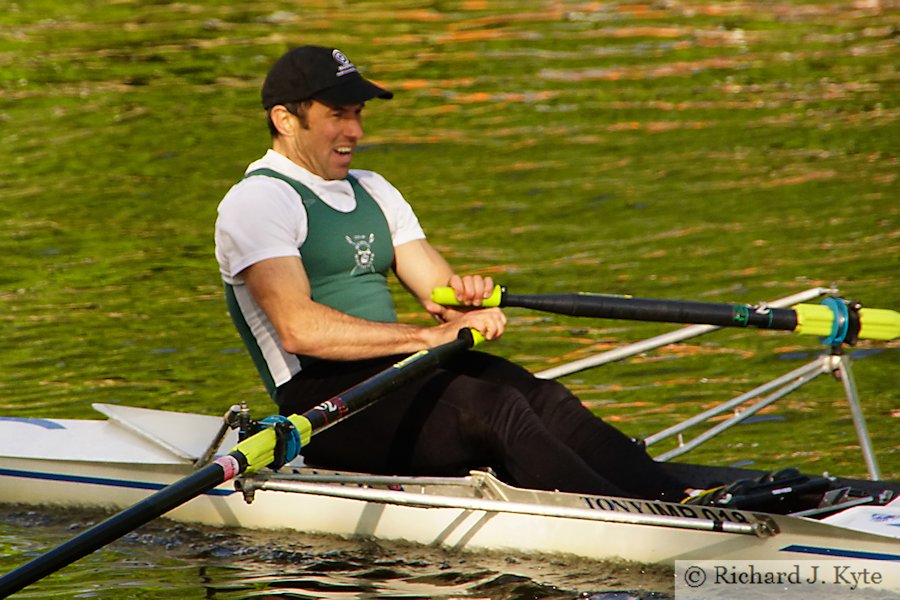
[276,299,436,360]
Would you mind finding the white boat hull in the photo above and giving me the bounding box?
[1,405,898,565]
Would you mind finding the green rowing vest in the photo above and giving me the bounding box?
[244,168,398,323]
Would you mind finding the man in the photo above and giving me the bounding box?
[215,46,689,501]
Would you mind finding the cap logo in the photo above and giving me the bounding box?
[332,49,358,78]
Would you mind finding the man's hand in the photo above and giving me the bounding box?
[424,274,495,323]
[425,306,506,346]
[447,274,495,306]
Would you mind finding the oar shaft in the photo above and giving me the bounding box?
[507,293,799,331]
[0,461,232,598]
[311,328,480,430]
[431,286,899,342]
[0,331,482,596]
[236,329,483,473]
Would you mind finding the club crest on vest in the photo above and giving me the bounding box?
[346,233,376,275]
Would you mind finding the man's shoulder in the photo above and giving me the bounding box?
[218,172,299,212]
[349,169,404,202]
[349,168,392,186]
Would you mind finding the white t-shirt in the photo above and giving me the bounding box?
[216,149,425,284]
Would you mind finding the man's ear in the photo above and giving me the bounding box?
[270,105,296,136]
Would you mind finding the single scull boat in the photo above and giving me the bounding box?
[1,401,897,566]
[1,288,897,597]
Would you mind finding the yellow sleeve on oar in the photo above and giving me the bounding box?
[230,414,313,474]
[794,304,899,341]
[794,303,842,338]
[857,307,900,341]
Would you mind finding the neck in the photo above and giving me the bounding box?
[271,139,314,174]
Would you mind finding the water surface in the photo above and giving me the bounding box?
[1,507,672,598]
[1,0,897,597]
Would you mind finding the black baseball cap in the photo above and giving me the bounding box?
[261,46,393,109]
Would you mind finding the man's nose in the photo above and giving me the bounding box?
[345,118,363,140]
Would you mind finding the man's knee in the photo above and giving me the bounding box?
[525,378,581,413]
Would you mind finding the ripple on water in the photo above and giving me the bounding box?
[0,507,674,599]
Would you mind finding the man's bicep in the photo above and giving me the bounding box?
[241,256,313,319]
[393,239,454,301]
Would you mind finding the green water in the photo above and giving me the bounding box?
[1,507,672,598]
[1,0,898,596]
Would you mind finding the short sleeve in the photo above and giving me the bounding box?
[352,170,426,246]
[215,176,306,282]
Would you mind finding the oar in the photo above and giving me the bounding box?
[0,329,483,598]
[432,286,900,344]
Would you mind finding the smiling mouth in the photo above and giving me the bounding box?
[335,146,353,156]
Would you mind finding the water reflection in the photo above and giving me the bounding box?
[3,0,897,597]
[0,507,673,599]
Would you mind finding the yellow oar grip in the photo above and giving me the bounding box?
[231,415,313,474]
[431,285,503,307]
[858,307,900,341]
[468,328,486,346]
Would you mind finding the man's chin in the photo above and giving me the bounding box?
[327,160,352,180]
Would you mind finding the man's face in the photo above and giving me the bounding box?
[286,100,364,180]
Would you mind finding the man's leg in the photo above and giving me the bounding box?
[402,369,633,496]
[445,352,689,501]
[277,356,631,496]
